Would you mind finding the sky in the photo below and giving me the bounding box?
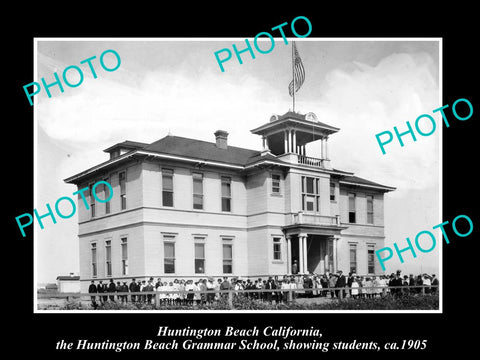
[34,38,441,284]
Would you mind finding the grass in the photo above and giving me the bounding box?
[54,294,439,311]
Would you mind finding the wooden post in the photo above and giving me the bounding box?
[288,290,293,303]
[154,292,160,307]
[339,287,343,299]
[227,291,233,309]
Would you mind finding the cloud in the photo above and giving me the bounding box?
[37,62,283,153]
[308,52,440,193]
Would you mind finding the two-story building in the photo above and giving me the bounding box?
[65,111,395,292]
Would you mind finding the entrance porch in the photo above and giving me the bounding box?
[284,225,346,275]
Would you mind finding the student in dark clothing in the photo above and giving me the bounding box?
[88,280,97,308]
[97,280,107,303]
[120,281,129,303]
[335,271,346,299]
[265,277,276,303]
[129,278,137,302]
[415,275,423,294]
[107,279,116,301]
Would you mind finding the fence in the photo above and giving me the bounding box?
[37,285,439,310]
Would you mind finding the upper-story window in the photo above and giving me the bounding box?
[366,195,374,224]
[119,171,126,210]
[221,176,231,212]
[193,172,204,210]
[271,174,281,194]
[330,182,336,201]
[301,176,320,212]
[104,177,111,214]
[162,169,174,207]
[348,192,356,223]
[89,182,96,217]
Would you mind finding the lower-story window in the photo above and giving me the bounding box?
[273,237,282,260]
[194,242,205,274]
[222,243,233,274]
[164,240,175,274]
[349,243,357,274]
[367,245,375,274]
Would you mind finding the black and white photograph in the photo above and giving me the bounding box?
[33,37,441,312]
[9,7,478,357]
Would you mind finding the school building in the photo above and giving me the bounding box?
[65,111,395,292]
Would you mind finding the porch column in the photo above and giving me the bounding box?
[298,235,304,275]
[325,136,329,160]
[286,235,292,274]
[333,236,339,272]
[284,130,288,154]
[298,233,308,274]
[262,135,266,150]
[303,235,308,274]
[292,130,297,154]
[320,138,325,159]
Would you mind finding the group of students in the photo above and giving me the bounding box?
[87,270,439,308]
[345,271,439,299]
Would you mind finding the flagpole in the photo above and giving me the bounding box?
[292,41,296,112]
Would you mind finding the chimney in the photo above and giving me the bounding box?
[214,130,229,149]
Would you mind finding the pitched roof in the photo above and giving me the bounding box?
[103,140,149,153]
[143,135,261,166]
[56,276,80,281]
[340,175,396,191]
[65,134,394,192]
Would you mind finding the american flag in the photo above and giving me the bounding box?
[288,42,305,97]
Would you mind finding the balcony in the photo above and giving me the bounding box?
[291,211,340,226]
[297,154,325,167]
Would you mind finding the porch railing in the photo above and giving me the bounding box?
[291,212,340,226]
[297,154,324,167]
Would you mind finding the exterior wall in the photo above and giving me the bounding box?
[76,161,142,224]
[330,180,340,217]
[75,153,391,288]
[142,160,247,215]
[78,224,145,293]
[143,223,248,279]
[337,235,384,276]
[336,186,386,275]
[287,169,332,216]
[339,188,385,227]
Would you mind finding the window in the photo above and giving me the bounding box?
[193,173,204,210]
[366,195,374,224]
[164,240,175,274]
[222,243,233,274]
[121,237,128,276]
[272,174,281,194]
[349,243,357,273]
[105,240,112,277]
[194,241,205,274]
[348,193,356,223]
[119,171,126,210]
[273,237,282,260]
[89,183,95,217]
[162,169,174,207]
[368,245,375,274]
[302,176,320,212]
[330,182,335,201]
[91,243,97,278]
[221,176,231,212]
[104,178,110,214]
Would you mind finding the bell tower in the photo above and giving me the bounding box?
[250,111,340,169]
